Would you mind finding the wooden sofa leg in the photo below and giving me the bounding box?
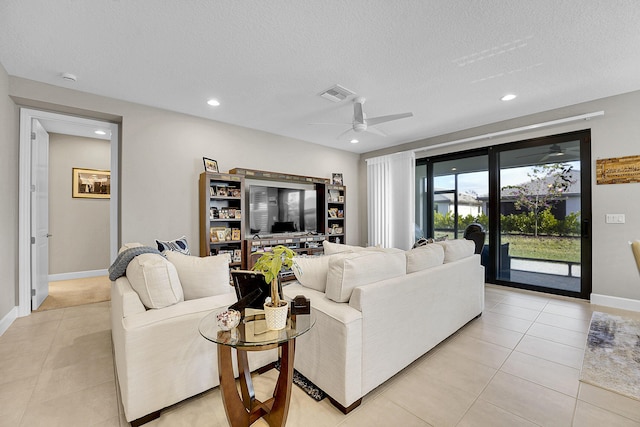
[328,396,362,414]
[130,410,161,427]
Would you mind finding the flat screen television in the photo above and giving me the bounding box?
[249,184,317,235]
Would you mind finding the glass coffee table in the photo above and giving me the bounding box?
[199,308,313,427]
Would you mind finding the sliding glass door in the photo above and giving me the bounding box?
[416,130,591,299]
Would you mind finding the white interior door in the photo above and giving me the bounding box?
[31,119,50,310]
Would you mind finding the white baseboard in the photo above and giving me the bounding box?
[0,307,18,336]
[591,293,640,312]
[48,269,108,282]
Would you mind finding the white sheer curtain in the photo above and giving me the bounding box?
[366,151,415,250]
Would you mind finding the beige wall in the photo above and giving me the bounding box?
[8,77,361,260]
[360,90,640,302]
[49,133,110,274]
[0,63,18,322]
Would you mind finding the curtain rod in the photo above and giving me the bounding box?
[411,111,604,154]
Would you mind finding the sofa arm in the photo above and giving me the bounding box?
[282,283,363,408]
[112,277,146,318]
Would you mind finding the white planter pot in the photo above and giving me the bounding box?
[263,301,289,330]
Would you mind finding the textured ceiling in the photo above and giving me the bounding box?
[2,1,640,154]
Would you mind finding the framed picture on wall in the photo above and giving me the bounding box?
[332,173,343,185]
[72,168,111,199]
[203,157,219,173]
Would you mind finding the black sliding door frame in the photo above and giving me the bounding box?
[417,129,592,299]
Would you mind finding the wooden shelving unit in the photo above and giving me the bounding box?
[199,172,245,268]
[326,184,346,244]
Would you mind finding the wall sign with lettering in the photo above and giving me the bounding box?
[596,155,640,185]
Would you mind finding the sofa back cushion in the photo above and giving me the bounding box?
[435,239,476,263]
[164,251,232,300]
[126,253,184,309]
[291,255,331,292]
[405,244,445,273]
[326,251,406,303]
[322,240,365,255]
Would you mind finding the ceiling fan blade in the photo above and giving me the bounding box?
[354,102,364,124]
[366,112,413,126]
[365,127,387,137]
[335,127,354,140]
[308,122,352,126]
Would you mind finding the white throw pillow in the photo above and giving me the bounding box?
[291,255,331,292]
[435,239,476,263]
[164,251,232,300]
[405,244,445,273]
[126,253,184,309]
[325,251,406,303]
[322,240,365,255]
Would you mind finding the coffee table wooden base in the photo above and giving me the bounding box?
[218,340,295,427]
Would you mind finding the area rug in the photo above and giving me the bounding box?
[580,311,640,401]
[274,361,326,401]
[35,276,111,311]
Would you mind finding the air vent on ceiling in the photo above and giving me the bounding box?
[318,84,356,103]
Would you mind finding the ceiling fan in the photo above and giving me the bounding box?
[311,97,413,139]
[516,144,580,161]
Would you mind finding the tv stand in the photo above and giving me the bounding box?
[245,234,327,275]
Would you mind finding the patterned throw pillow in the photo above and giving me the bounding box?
[412,235,447,249]
[156,235,190,255]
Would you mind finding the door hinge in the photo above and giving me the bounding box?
[31,289,36,296]
[31,236,35,244]
[30,131,36,140]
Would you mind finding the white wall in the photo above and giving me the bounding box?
[8,77,361,260]
[49,133,110,274]
[361,90,640,303]
[0,63,18,325]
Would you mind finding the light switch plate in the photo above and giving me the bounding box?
[605,214,625,224]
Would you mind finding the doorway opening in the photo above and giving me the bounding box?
[18,108,119,316]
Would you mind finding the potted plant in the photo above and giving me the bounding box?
[252,245,296,330]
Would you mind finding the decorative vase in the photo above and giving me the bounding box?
[263,301,289,330]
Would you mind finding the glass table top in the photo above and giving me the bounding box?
[199,308,314,349]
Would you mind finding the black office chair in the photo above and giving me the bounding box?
[464,223,485,255]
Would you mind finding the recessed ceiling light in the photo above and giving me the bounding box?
[207,99,220,107]
[451,167,457,171]
[350,139,359,144]
[501,94,517,101]
[94,130,107,135]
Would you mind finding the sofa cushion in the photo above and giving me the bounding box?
[156,235,191,255]
[322,240,365,255]
[164,251,232,300]
[291,255,331,292]
[435,239,476,263]
[126,253,184,309]
[326,251,406,303]
[405,244,445,273]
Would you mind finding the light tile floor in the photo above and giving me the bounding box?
[1,285,640,426]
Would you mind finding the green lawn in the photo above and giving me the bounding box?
[501,235,581,263]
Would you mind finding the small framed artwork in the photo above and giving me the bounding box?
[72,168,110,199]
[203,157,219,173]
[332,173,343,185]
[338,195,344,203]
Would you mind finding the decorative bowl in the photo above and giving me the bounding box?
[216,309,241,331]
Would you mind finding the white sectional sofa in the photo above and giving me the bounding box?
[110,247,277,425]
[282,240,485,412]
